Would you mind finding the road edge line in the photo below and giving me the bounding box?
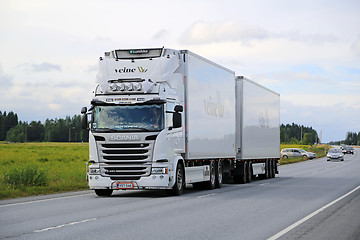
[267,184,360,240]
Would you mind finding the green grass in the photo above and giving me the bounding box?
[280,144,331,165]
[0,142,89,200]
[0,142,332,200]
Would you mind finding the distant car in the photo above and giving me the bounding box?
[327,148,344,161]
[342,146,354,155]
[281,148,317,159]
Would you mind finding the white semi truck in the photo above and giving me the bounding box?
[82,47,280,196]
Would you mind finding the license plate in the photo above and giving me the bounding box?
[116,182,134,189]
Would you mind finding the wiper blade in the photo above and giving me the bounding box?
[93,128,123,132]
[123,127,150,131]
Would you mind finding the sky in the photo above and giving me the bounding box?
[0,0,359,143]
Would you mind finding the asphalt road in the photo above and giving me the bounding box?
[1,148,359,240]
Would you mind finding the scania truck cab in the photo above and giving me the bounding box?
[83,48,188,196]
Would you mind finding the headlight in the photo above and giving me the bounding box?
[135,82,142,91]
[151,167,168,174]
[110,83,118,91]
[127,83,134,91]
[118,83,125,91]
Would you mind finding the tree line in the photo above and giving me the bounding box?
[328,131,360,146]
[280,123,319,145]
[2,111,321,145]
[0,111,88,142]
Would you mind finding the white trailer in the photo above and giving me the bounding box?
[82,48,280,196]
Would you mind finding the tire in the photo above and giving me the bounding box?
[167,162,185,196]
[268,160,274,178]
[207,160,216,190]
[234,161,247,184]
[94,189,113,197]
[215,160,223,188]
[246,161,253,183]
[283,155,288,159]
[272,160,277,178]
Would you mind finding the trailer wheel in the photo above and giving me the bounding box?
[269,160,273,178]
[271,160,276,178]
[215,160,223,188]
[246,161,253,183]
[94,189,113,197]
[207,160,216,190]
[234,161,247,184]
[167,162,185,196]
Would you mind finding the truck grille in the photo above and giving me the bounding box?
[97,141,154,179]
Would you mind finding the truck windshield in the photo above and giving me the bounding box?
[92,104,164,132]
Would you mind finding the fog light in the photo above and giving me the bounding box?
[89,168,100,175]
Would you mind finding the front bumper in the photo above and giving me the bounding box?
[87,173,174,190]
[327,155,343,159]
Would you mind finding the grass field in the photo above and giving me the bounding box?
[0,142,331,200]
[0,142,89,200]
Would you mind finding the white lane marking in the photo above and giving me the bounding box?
[34,218,97,233]
[0,193,93,208]
[196,193,216,199]
[267,184,360,240]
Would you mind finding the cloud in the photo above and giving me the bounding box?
[153,29,170,40]
[31,62,61,72]
[351,35,360,56]
[19,62,62,72]
[278,31,338,45]
[85,64,98,72]
[0,64,13,90]
[180,21,269,45]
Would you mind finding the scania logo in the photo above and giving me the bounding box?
[110,135,139,141]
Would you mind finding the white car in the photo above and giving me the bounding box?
[327,148,344,161]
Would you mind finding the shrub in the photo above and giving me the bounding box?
[3,164,48,187]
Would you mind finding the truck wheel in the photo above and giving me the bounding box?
[94,189,113,197]
[167,162,185,196]
[215,160,223,188]
[234,161,247,184]
[246,161,253,183]
[207,160,216,190]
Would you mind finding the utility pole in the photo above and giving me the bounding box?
[25,126,27,142]
[68,127,75,142]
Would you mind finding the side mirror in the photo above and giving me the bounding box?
[173,112,182,128]
[81,107,88,130]
[174,105,183,112]
[81,107,87,114]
